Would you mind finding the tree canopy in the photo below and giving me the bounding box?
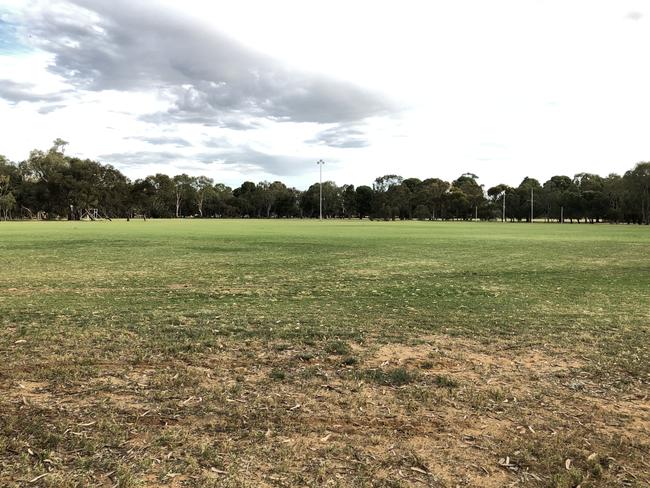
[1,141,649,223]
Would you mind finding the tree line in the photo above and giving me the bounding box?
[1,140,649,223]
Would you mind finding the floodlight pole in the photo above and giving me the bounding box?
[316,159,325,220]
[502,190,506,222]
[530,187,534,223]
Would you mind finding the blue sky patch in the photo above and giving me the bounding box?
[0,16,29,55]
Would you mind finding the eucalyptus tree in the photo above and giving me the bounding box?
[172,174,195,217]
[300,181,342,218]
[372,175,404,220]
[355,185,373,218]
[451,173,485,220]
[0,156,18,219]
[233,181,257,217]
[0,174,15,219]
[603,174,625,222]
[192,176,215,217]
[144,174,176,218]
[341,184,357,218]
[541,176,573,221]
[487,184,513,221]
[418,178,450,219]
[623,162,650,224]
[514,177,542,222]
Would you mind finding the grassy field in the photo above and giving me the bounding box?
[0,220,648,487]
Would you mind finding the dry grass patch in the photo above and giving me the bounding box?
[1,335,647,487]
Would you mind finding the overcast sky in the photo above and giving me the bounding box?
[1,0,649,189]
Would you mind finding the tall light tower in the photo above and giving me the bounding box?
[501,190,506,222]
[316,159,325,220]
[530,187,534,223]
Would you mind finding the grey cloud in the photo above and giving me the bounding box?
[139,105,262,130]
[175,162,218,172]
[99,151,182,167]
[198,148,315,176]
[37,103,67,114]
[21,0,396,125]
[307,124,369,148]
[99,146,314,176]
[203,136,233,149]
[127,135,191,147]
[0,79,67,103]
[626,11,643,20]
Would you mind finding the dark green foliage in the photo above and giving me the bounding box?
[269,368,286,381]
[433,374,459,388]
[325,340,351,355]
[340,356,358,366]
[366,368,417,386]
[2,142,650,222]
[294,351,315,362]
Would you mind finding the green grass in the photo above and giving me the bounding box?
[1,220,647,369]
[0,220,648,487]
